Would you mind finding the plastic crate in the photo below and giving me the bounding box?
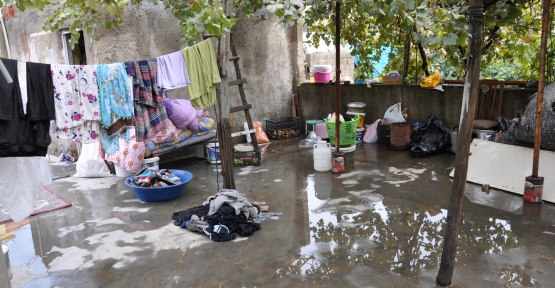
[266,117,301,139]
[233,148,261,166]
[325,115,359,146]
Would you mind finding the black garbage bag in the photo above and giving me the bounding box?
[497,116,512,132]
[377,124,390,145]
[409,116,450,157]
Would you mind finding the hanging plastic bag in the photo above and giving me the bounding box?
[0,157,52,223]
[409,115,450,157]
[253,121,270,143]
[363,119,381,143]
[420,71,442,89]
[76,142,112,177]
[383,102,406,124]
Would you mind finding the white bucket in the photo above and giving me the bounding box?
[2,244,11,280]
[142,157,160,170]
[114,164,134,177]
[205,143,221,164]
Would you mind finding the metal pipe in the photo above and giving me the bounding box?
[532,0,550,178]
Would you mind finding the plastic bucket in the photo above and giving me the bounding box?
[205,143,221,164]
[2,244,11,280]
[142,156,160,170]
[476,130,496,141]
[114,165,134,177]
[314,71,331,83]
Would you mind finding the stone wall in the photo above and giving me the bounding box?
[298,83,536,128]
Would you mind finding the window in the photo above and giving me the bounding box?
[61,30,87,65]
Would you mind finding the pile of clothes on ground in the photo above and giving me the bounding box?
[128,168,182,187]
[172,189,281,242]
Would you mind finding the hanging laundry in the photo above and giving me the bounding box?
[17,61,27,114]
[0,58,54,157]
[132,59,174,142]
[96,63,133,154]
[156,51,190,92]
[51,64,101,143]
[105,126,145,173]
[182,39,221,109]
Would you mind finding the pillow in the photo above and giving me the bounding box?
[163,98,197,129]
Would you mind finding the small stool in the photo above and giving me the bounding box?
[306,119,323,135]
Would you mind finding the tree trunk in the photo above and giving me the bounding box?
[436,0,483,285]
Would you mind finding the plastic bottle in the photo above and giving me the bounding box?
[313,140,332,171]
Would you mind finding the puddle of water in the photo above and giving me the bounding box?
[279,175,522,282]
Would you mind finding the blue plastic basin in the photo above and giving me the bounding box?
[124,169,193,202]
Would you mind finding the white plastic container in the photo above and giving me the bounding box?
[114,164,134,177]
[313,140,332,171]
[142,156,160,170]
[205,143,221,164]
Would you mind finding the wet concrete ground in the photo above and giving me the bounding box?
[4,138,555,287]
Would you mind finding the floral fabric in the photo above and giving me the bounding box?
[105,127,145,173]
[52,64,101,143]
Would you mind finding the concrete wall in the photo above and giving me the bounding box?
[4,4,301,152]
[298,83,536,128]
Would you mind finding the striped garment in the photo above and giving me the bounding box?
[132,59,173,142]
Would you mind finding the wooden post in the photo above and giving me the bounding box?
[532,0,550,178]
[334,1,341,153]
[216,0,235,189]
[436,0,483,286]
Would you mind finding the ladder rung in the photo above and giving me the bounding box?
[229,56,240,61]
[230,104,252,113]
[228,78,247,86]
[231,129,255,137]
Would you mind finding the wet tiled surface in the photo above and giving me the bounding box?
[4,139,555,287]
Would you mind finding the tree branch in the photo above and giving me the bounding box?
[417,41,430,77]
[482,25,500,53]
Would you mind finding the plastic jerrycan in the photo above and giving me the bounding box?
[313,140,332,171]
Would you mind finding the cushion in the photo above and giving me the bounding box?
[164,98,197,129]
[473,119,498,130]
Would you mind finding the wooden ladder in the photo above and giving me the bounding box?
[227,35,260,152]
[210,23,259,189]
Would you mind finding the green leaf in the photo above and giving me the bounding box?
[443,33,458,46]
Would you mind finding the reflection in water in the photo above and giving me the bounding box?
[278,175,521,281]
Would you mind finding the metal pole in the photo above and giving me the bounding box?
[334,1,341,153]
[532,0,550,177]
[436,0,483,285]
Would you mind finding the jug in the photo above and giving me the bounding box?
[313,140,332,171]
